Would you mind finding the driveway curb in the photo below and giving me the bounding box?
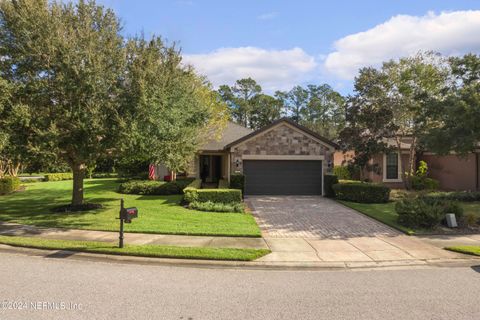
[1,244,479,271]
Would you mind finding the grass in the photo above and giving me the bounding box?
[445,246,480,257]
[337,201,417,234]
[0,235,270,261]
[339,200,480,235]
[0,179,261,237]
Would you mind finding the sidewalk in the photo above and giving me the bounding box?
[0,222,478,267]
[0,223,267,250]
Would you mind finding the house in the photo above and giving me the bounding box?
[334,138,480,191]
[153,118,337,195]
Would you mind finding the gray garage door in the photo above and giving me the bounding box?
[243,160,323,195]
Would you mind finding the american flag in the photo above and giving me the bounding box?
[148,164,155,180]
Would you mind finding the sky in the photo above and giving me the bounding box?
[98,0,480,94]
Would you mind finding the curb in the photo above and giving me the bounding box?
[1,244,479,271]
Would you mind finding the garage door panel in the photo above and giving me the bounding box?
[244,160,322,195]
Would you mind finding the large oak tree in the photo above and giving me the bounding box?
[0,0,226,206]
[1,0,129,205]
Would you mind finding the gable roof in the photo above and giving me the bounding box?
[200,121,252,151]
[224,117,339,150]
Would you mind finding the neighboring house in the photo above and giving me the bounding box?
[154,118,337,195]
[334,138,480,191]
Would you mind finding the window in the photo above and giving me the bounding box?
[385,153,399,180]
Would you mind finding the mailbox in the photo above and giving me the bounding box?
[118,199,139,248]
[120,207,138,221]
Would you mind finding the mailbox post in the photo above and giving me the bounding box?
[118,199,138,248]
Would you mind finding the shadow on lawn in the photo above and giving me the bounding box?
[135,195,180,205]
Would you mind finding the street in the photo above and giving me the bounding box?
[0,252,479,319]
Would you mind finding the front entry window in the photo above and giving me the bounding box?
[386,153,399,180]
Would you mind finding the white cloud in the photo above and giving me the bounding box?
[325,10,480,80]
[184,47,317,91]
[257,11,278,20]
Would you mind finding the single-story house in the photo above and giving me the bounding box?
[334,137,480,191]
[153,118,337,196]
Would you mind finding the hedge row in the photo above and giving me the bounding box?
[44,173,73,181]
[0,176,20,195]
[422,191,480,202]
[183,179,242,204]
[333,182,390,203]
[184,188,242,204]
[118,178,194,195]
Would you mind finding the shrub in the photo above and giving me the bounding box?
[410,175,440,191]
[421,198,464,220]
[218,179,229,189]
[189,201,244,213]
[395,198,464,229]
[118,178,194,195]
[183,179,202,203]
[395,198,444,229]
[333,166,351,180]
[230,173,245,193]
[183,188,198,203]
[323,174,338,198]
[0,176,21,195]
[185,178,202,189]
[333,182,390,203]
[464,213,479,227]
[44,173,73,181]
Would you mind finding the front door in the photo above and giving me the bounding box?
[199,155,222,183]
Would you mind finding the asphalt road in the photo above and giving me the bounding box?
[1,252,480,320]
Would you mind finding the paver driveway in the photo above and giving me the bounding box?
[246,196,398,239]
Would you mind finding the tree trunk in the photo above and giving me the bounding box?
[395,137,408,190]
[7,161,21,177]
[0,160,6,178]
[407,137,417,190]
[71,162,86,206]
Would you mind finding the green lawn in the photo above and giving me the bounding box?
[0,179,261,237]
[339,200,480,235]
[445,246,480,257]
[338,201,417,234]
[0,235,270,261]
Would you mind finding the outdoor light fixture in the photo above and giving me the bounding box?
[235,159,241,168]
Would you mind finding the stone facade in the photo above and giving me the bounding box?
[230,123,333,174]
